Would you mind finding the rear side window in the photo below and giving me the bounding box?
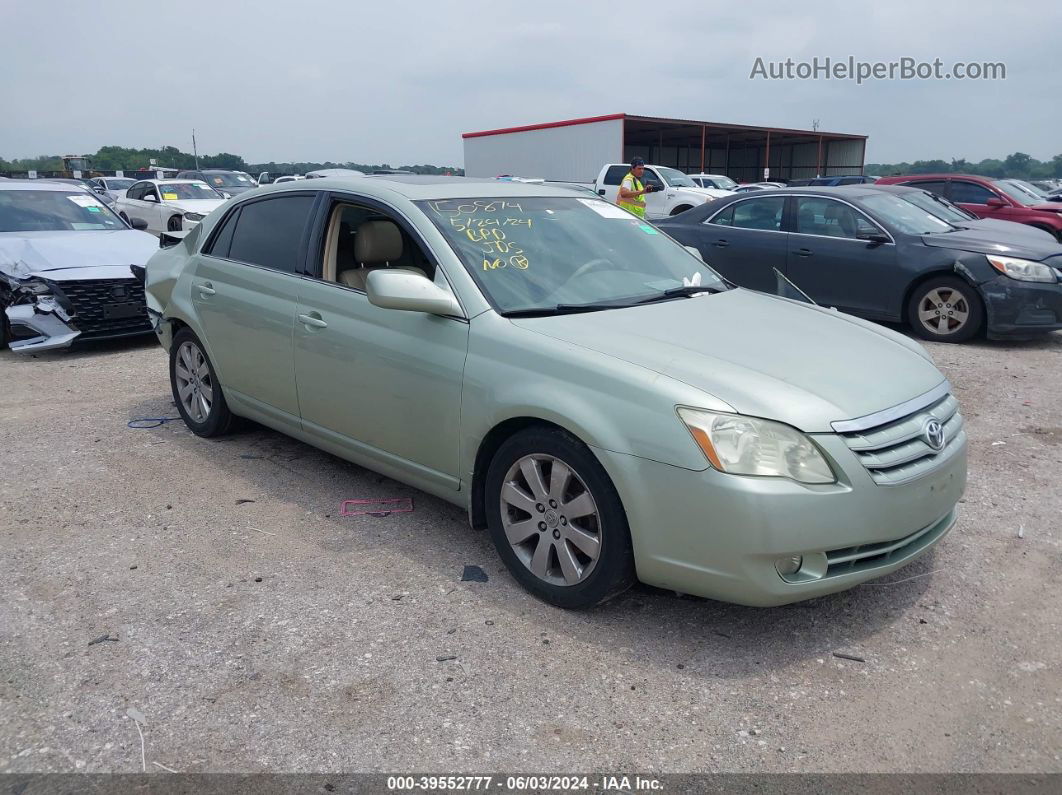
[206,207,240,258]
[224,196,315,272]
[715,197,785,231]
[602,166,629,185]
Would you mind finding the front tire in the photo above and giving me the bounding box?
[169,329,236,437]
[670,205,694,216]
[485,427,635,609]
[906,276,983,343]
[167,215,183,232]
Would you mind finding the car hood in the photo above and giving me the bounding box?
[958,218,1057,242]
[920,228,1062,261]
[677,186,733,199]
[0,230,160,280]
[511,289,944,433]
[166,199,226,214]
[1031,203,1062,213]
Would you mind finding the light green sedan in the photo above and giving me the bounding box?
[143,177,967,609]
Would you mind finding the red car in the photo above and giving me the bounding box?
[876,173,1062,242]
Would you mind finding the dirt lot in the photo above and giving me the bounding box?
[0,330,1059,774]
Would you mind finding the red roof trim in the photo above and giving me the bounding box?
[463,113,626,139]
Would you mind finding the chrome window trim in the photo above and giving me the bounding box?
[831,380,952,433]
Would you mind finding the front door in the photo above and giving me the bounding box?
[785,196,898,317]
[293,199,469,490]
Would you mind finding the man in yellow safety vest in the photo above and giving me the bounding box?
[617,157,657,218]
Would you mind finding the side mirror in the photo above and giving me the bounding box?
[144,194,158,202]
[365,269,461,316]
[985,196,1006,207]
[129,217,149,231]
[684,245,704,261]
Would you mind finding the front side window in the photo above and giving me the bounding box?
[949,181,997,205]
[0,190,125,232]
[225,195,315,273]
[419,196,726,314]
[794,197,879,239]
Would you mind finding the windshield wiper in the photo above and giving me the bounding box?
[501,302,623,317]
[636,285,722,304]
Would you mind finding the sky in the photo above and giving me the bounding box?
[2,0,1058,167]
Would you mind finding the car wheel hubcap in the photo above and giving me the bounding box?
[918,287,970,334]
[500,454,602,587]
[174,341,214,423]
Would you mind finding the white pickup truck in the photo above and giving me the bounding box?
[594,164,734,219]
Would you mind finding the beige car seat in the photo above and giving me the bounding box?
[338,219,426,290]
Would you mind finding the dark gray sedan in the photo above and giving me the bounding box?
[656,186,1062,342]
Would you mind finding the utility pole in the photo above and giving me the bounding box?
[192,129,199,169]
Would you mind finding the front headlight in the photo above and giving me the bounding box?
[182,212,204,223]
[677,408,835,484]
[20,278,53,295]
[987,255,1057,283]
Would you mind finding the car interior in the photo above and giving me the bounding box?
[321,204,436,290]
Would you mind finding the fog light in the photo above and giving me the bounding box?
[775,555,803,577]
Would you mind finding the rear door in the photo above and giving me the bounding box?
[190,193,317,427]
[786,196,898,317]
[695,195,788,292]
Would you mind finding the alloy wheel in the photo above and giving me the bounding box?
[174,340,214,423]
[917,287,970,335]
[500,454,602,587]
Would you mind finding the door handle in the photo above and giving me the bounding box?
[712,239,729,248]
[196,282,216,296]
[298,312,328,329]
[794,248,813,257]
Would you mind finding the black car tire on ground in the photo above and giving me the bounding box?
[169,328,238,437]
[906,276,984,343]
[485,426,636,610]
[168,215,182,232]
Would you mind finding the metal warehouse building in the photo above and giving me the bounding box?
[463,113,867,184]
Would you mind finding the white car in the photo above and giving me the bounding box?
[115,179,226,236]
[689,173,739,191]
[90,176,138,201]
[594,164,734,219]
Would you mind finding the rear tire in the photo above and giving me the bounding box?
[906,276,983,343]
[485,426,636,609]
[169,328,236,437]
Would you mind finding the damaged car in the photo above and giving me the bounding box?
[1,180,159,352]
[657,186,1062,342]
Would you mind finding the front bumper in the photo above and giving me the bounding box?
[593,432,967,607]
[982,274,1062,338]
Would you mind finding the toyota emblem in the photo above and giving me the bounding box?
[922,418,946,452]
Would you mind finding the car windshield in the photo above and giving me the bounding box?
[708,176,738,190]
[899,190,974,222]
[0,190,126,232]
[859,192,955,235]
[106,178,136,190]
[1005,179,1049,200]
[204,172,253,187]
[657,167,697,188]
[159,182,223,200]
[419,196,727,314]
[992,180,1037,207]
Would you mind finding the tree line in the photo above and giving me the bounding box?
[865,152,1062,180]
[0,145,464,176]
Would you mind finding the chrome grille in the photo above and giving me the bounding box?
[52,278,150,338]
[839,393,965,486]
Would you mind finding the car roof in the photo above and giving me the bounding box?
[253,174,579,200]
[882,173,994,182]
[0,180,90,192]
[722,185,886,198]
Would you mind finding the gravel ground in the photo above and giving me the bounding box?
[0,330,1059,774]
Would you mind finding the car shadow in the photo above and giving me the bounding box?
[123,390,938,679]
